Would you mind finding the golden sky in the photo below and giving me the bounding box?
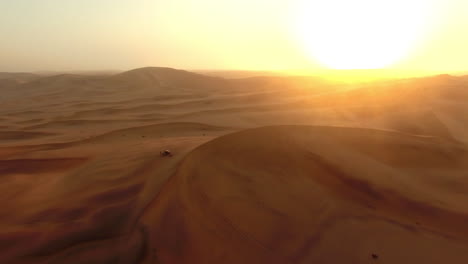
[0,0,467,74]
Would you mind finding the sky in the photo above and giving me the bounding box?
[0,0,467,74]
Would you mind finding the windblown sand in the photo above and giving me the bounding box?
[1,68,468,264]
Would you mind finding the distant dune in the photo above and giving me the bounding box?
[1,67,468,263]
[109,67,230,93]
[0,72,39,82]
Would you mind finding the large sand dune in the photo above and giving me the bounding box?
[1,67,468,263]
[145,126,468,264]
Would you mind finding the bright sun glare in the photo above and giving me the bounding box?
[294,0,434,70]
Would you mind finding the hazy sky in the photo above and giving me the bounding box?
[1,0,467,73]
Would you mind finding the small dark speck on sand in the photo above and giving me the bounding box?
[371,254,379,260]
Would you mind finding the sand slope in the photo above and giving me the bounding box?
[143,126,468,264]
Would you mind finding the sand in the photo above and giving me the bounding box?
[1,67,468,264]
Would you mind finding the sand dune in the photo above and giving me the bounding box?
[110,67,229,91]
[143,126,468,264]
[1,68,468,263]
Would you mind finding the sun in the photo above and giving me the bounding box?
[293,0,433,70]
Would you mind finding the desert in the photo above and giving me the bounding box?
[1,67,468,263]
